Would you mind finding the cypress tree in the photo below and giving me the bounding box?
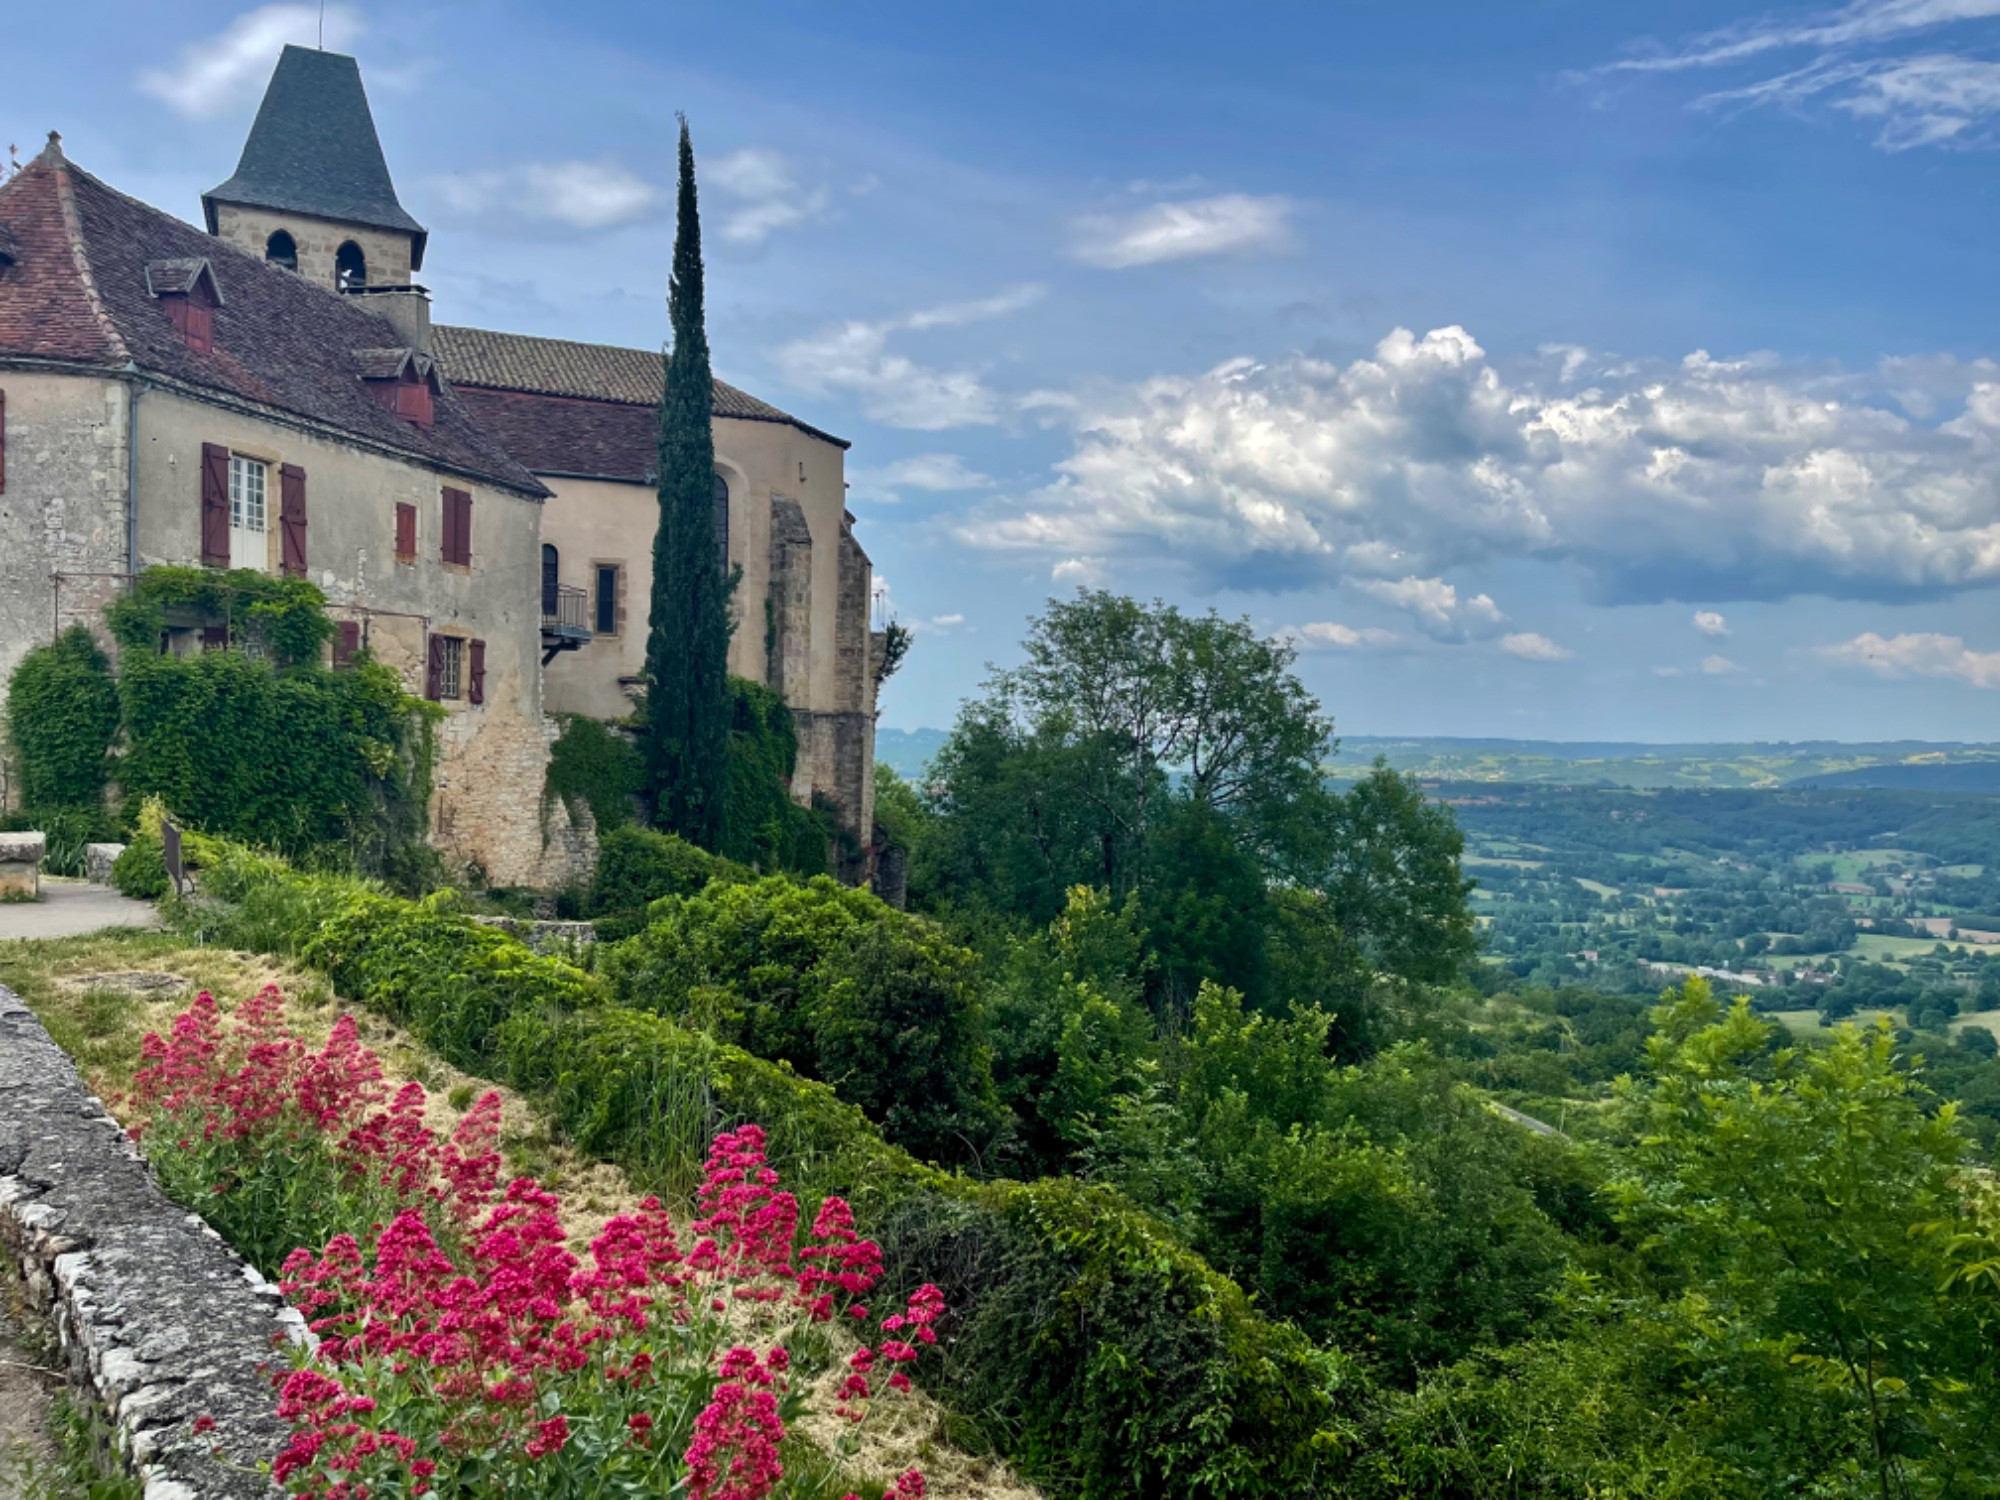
[643,116,734,848]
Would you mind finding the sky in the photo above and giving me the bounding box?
[9,0,2000,743]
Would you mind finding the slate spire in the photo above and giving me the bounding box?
[202,45,426,269]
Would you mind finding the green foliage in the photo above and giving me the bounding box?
[586,823,747,938]
[603,875,1003,1165]
[105,568,436,873]
[722,678,829,876]
[177,840,1347,1500]
[7,626,119,809]
[0,804,121,877]
[644,119,734,848]
[544,714,645,832]
[110,834,168,899]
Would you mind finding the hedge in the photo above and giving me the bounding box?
[177,847,1343,1500]
[6,625,120,809]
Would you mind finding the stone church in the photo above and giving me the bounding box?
[0,44,882,884]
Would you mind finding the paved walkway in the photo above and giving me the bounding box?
[0,879,159,941]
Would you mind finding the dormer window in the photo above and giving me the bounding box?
[356,347,442,429]
[336,241,368,291]
[145,258,224,354]
[0,222,19,278]
[265,230,298,272]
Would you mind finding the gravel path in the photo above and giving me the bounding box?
[0,881,159,942]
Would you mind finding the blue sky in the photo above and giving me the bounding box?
[11,0,2000,742]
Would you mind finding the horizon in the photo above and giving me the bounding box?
[12,1,2000,741]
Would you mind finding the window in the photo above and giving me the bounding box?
[542,544,560,616]
[595,565,619,636]
[336,241,367,292]
[438,636,463,700]
[265,230,298,272]
[713,473,730,575]
[229,454,267,570]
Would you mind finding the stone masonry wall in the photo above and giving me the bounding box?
[0,983,307,1499]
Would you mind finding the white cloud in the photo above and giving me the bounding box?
[957,324,2000,605]
[140,4,364,118]
[432,162,659,230]
[1693,609,1731,636]
[847,453,995,503]
[1288,622,1400,650]
[1702,653,1745,674]
[1052,557,1110,586]
[1357,575,1508,641]
[1070,194,1297,269]
[1821,630,2000,685]
[1601,0,2000,150]
[1501,632,1574,662]
[775,286,1044,430]
[707,147,830,245]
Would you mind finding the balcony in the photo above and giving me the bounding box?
[541,584,591,664]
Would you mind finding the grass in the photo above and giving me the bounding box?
[1852,934,1982,963]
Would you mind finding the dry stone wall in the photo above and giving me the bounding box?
[0,984,307,1498]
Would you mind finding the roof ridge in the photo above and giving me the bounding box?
[44,137,129,365]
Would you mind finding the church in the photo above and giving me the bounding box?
[0,44,883,885]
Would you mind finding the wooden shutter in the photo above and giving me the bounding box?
[468,638,486,706]
[439,488,455,563]
[200,625,227,652]
[279,463,308,576]
[201,442,230,566]
[425,633,444,700]
[333,620,361,668]
[395,502,416,563]
[441,487,472,565]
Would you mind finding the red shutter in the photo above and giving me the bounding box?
[425,633,444,700]
[201,442,230,566]
[333,620,361,668]
[280,463,308,576]
[395,502,416,563]
[441,487,472,566]
[468,638,485,705]
[439,488,454,563]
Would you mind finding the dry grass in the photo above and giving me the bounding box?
[0,930,1040,1500]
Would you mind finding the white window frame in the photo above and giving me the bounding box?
[229,454,268,534]
[438,635,464,700]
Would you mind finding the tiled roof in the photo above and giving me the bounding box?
[0,141,543,496]
[202,46,426,266]
[432,324,850,450]
[451,386,659,483]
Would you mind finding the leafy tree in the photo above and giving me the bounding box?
[644,116,734,848]
[7,625,120,809]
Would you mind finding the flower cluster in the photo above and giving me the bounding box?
[128,994,939,1500]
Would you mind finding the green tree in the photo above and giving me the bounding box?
[7,625,119,809]
[644,116,734,849]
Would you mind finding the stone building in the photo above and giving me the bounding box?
[0,44,883,874]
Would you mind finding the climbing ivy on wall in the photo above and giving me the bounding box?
[723,677,829,878]
[104,567,437,877]
[545,715,647,833]
[5,625,120,809]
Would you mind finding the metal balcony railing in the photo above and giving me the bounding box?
[540,584,591,663]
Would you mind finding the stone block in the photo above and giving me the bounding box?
[85,842,126,883]
[0,831,44,900]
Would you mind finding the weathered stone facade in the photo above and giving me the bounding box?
[208,203,415,291]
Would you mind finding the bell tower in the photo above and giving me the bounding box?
[202,45,427,294]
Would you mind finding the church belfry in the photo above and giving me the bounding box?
[202,45,427,293]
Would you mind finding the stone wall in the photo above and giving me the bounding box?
[768,495,813,710]
[0,983,307,1498]
[209,203,414,291]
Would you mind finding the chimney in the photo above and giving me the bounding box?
[355,283,432,354]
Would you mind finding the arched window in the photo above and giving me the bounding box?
[335,241,367,292]
[713,474,730,575]
[541,544,559,616]
[265,230,298,272]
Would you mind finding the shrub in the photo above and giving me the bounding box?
[723,678,830,877]
[111,835,169,899]
[587,824,746,938]
[545,713,647,832]
[604,876,1004,1166]
[7,625,120,809]
[1,804,121,877]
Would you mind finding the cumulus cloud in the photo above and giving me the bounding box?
[1821,629,2000,685]
[432,162,659,230]
[847,453,995,503]
[1501,632,1574,662]
[140,4,364,118]
[707,148,830,245]
[956,324,2000,605]
[1052,557,1110,586]
[1693,609,1731,636]
[1070,194,1296,269]
[775,286,1043,430]
[1600,0,2000,150]
[1357,575,1508,641]
[1287,622,1400,650]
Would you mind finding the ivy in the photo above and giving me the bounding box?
[105,566,334,667]
[722,677,829,877]
[544,715,646,833]
[6,626,120,809]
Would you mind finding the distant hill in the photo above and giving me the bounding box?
[877,727,951,780]
[1790,762,2000,793]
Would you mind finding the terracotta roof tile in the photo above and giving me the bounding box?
[0,145,543,497]
[432,324,850,450]
[452,386,659,482]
